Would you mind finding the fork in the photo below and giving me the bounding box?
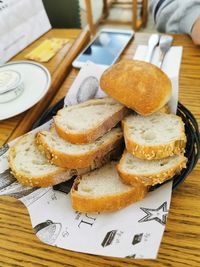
[157,35,174,68]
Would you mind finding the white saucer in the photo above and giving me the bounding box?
[0,61,51,120]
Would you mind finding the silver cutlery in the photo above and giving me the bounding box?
[157,35,174,68]
[145,34,160,63]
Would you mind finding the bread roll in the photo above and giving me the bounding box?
[100,60,172,115]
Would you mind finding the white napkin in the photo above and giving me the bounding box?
[64,61,107,106]
[133,45,183,113]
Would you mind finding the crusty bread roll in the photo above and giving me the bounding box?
[100,60,172,115]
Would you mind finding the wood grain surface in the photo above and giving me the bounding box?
[0,32,200,266]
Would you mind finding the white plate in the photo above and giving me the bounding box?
[0,61,51,120]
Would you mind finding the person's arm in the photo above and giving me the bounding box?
[191,16,200,45]
[149,0,200,44]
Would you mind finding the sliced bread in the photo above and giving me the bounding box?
[36,126,123,169]
[8,132,121,188]
[123,113,186,160]
[54,97,127,144]
[71,162,147,213]
[117,150,187,187]
[8,132,73,187]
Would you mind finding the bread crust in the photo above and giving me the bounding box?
[100,60,172,115]
[9,165,71,188]
[36,130,123,169]
[54,105,127,144]
[159,104,170,114]
[117,150,188,187]
[71,176,147,213]
[122,114,187,160]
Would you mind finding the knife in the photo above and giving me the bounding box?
[145,34,160,63]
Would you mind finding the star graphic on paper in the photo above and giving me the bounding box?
[138,201,169,226]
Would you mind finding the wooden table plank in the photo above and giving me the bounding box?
[0,32,200,266]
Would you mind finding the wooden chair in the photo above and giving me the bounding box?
[84,0,148,35]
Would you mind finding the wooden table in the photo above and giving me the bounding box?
[0,32,200,266]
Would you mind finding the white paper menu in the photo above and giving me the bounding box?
[0,0,51,64]
[0,51,183,258]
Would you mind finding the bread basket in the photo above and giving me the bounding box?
[32,98,200,191]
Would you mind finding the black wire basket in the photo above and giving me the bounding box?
[32,98,200,191]
[151,102,200,190]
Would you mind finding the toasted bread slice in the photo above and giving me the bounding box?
[71,162,147,213]
[123,113,186,160]
[36,126,123,169]
[117,150,187,187]
[54,97,127,144]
